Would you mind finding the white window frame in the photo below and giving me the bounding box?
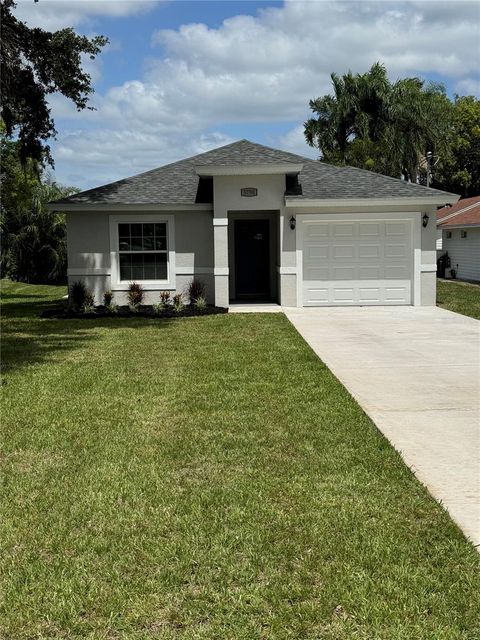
[461,230,468,238]
[446,230,452,239]
[109,214,176,290]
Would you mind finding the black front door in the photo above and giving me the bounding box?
[234,219,270,299]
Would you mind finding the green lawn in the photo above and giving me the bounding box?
[437,278,480,320]
[1,280,479,640]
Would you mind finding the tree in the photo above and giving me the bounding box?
[0,134,78,283]
[432,96,480,196]
[0,0,107,167]
[305,63,452,182]
[304,63,391,168]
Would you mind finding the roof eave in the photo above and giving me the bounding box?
[285,195,460,208]
[195,163,303,176]
[437,222,480,229]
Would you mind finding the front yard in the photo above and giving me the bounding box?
[437,278,480,320]
[1,280,479,639]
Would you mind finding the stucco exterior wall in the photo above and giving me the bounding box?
[420,271,436,305]
[280,273,297,307]
[212,174,288,305]
[420,207,438,269]
[213,174,285,215]
[67,213,111,271]
[66,210,214,304]
[66,274,112,305]
[419,207,438,306]
[212,173,300,305]
[66,198,444,308]
[108,274,215,306]
[175,211,214,270]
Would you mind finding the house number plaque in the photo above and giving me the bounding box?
[241,187,258,197]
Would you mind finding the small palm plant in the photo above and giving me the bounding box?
[194,295,207,311]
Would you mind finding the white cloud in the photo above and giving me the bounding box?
[13,0,156,31]
[99,0,480,131]
[47,0,479,188]
[269,125,318,159]
[53,128,235,188]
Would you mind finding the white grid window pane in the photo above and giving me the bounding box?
[118,222,168,281]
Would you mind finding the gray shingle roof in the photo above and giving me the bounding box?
[52,139,457,206]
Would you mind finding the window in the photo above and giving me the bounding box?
[461,230,468,238]
[109,214,175,289]
[446,231,452,239]
[118,222,168,281]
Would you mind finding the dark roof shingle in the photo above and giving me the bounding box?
[51,139,458,206]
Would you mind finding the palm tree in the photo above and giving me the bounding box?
[1,175,77,283]
[305,69,360,164]
[305,63,390,165]
[305,63,451,181]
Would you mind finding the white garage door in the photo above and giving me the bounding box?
[302,218,413,306]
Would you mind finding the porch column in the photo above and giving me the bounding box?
[213,215,229,307]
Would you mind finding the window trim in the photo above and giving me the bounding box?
[109,214,175,290]
[446,230,452,239]
[461,230,468,238]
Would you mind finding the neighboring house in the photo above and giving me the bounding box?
[437,196,480,282]
[49,140,458,308]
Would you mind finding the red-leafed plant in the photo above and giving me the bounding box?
[127,282,144,309]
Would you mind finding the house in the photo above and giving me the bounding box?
[49,140,459,308]
[437,196,480,282]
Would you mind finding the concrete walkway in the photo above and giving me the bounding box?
[285,306,480,547]
[229,303,283,313]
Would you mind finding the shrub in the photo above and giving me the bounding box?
[82,289,95,313]
[103,290,113,306]
[173,293,184,313]
[194,295,207,311]
[187,278,205,304]
[104,290,117,313]
[158,290,171,310]
[70,281,87,310]
[152,303,163,315]
[127,282,144,309]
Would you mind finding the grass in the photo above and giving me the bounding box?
[1,279,479,640]
[437,278,480,320]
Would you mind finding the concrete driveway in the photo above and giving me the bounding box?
[285,306,480,547]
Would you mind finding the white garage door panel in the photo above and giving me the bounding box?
[302,219,412,306]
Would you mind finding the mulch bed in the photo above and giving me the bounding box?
[41,305,228,319]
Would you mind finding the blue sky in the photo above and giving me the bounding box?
[14,0,480,190]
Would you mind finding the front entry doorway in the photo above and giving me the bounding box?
[234,219,271,300]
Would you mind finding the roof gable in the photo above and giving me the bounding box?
[437,196,480,227]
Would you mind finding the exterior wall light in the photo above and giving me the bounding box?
[422,213,429,228]
[289,216,296,230]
